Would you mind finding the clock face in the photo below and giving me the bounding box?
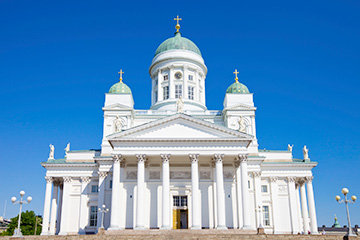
[174,71,182,79]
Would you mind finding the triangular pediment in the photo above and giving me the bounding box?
[225,103,257,111]
[107,114,252,141]
[102,103,133,111]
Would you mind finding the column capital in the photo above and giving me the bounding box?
[189,154,199,163]
[234,161,240,168]
[80,176,91,183]
[53,180,61,187]
[286,176,297,183]
[136,154,147,163]
[297,178,306,186]
[45,176,53,183]
[160,154,171,163]
[98,171,108,179]
[213,154,224,163]
[253,172,261,178]
[305,176,314,183]
[270,176,278,183]
[63,176,72,183]
[238,154,248,163]
[112,154,123,163]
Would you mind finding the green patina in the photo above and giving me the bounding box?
[226,81,250,94]
[109,82,132,94]
[155,32,201,57]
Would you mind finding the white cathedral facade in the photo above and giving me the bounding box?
[40,20,319,235]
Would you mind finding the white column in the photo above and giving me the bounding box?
[56,184,63,235]
[306,176,318,234]
[58,177,72,235]
[295,183,303,232]
[169,66,175,99]
[161,154,171,229]
[97,171,107,230]
[49,181,59,235]
[235,162,243,229]
[189,154,201,229]
[135,154,146,229]
[183,65,188,99]
[287,177,299,234]
[299,179,310,234]
[157,69,162,102]
[41,176,53,235]
[239,154,251,229]
[214,154,227,229]
[253,172,262,228]
[270,177,279,233]
[109,155,122,230]
[78,177,90,234]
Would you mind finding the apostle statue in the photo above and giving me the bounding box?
[287,144,294,152]
[64,143,70,157]
[114,116,123,132]
[303,145,309,160]
[48,144,55,160]
[176,96,184,113]
[238,116,246,132]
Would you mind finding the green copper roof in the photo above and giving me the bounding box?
[109,81,132,94]
[226,81,250,94]
[155,32,201,57]
[333,217,341,228]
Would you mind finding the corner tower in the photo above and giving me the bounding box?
[149,16,207,112]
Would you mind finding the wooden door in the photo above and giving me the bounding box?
[172,209,181,229]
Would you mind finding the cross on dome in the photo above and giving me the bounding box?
[233,69,239,82]
[174,15,182,32]
[118,69,124,82]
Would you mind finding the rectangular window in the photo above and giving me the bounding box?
[188,75,193,81]
[109,180,113,189]
[89,206,98,227]
[154,90,158,102]
[163,86,169,100]
[91,185,98,193]
[188,86,194,100]
[263,206,270,226]
[163,75,168,81]
[173,196,187,207]
[175,85,182,98]
[261,185,268,193]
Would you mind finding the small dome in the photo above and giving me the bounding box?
[226,81,250,94]
[155,32,201,57]
[109,82,132,94]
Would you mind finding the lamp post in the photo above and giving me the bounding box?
[335,188,357,237]
[98,204,109,229]
[11,190,32,238]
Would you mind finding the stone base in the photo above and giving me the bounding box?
[257,227,265,235]
[10,237,24,240]
[97,227,106,235]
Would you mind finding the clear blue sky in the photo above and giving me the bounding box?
[0,0,359,228]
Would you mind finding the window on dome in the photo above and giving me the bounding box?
[163,75,168,81]
[188,86,194,100]
[163,86,169,100]
[175,85,182,98]
[188,75,193,81]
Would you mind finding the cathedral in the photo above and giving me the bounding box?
[40,17,318,235]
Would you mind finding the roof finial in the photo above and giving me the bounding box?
[233,69,239,83]
[118,69,124,83]
[174,15,182,32]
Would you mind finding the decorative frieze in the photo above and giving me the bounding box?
[126,171,137,180]
[170,171,191,179]
[200,171,211,179]
[278,185,288,194]
[224,171,234,180]
[149,171,160,180]
[189,154,199,163]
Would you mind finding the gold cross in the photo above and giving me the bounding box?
[118,69,124,82]
[233,69,239,82]
[174,15,182,32]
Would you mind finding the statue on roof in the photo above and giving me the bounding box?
[288,144,294,152]
[238,116,246,132]
[177,96,184,113]
[114,116,123,132]
[303,145,309,160]
[48,144,55,160]
[64,143,70,157]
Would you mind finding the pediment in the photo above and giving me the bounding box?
[107,114,252,141]
[102,103,133,111]
[225,103,257,111]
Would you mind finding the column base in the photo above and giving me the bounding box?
[242,225,253,230]
[191,226,201,230]
[96,227,106,235]
[107,226,123,231]
[160,226,172,230]
[134,226,146,230]
[57,232,68,235]
[216,225,228,230]
[40,232,49,236]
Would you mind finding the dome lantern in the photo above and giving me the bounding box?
[109,69,132,94]
[226,69,250,94]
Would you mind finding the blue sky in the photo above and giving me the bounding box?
[0,0,359,227]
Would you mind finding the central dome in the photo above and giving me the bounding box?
[155,32,201,57]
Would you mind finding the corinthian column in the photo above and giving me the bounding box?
[49,181,59,235]
[135,154,146,229]
[239,154,251,229]
[189,154,201,229]
[109,154,123,230]
[58,176,72,235]
[97,171,108,230]
[287,177,299,234]
[306,176,318,234]
[270,177,279,233]
[41,176,53,235]
[214,154,227,229]
[299,179,310,234]
[253,172,262,228]
[161,154,171,229]
[78,177,90,234]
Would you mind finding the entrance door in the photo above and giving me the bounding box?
[172,196,188,229]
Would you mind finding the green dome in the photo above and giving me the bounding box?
[109,81,132,94]
[226,81,250,94]
[155,32,201,57]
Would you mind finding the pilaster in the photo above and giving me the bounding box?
[189,154,201,229]
[214,154,227,229]
[58,176,72,235]
[135,154,146,229]
[160,154,171,229]
[41,176,53,235]
[78,177,91,234]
